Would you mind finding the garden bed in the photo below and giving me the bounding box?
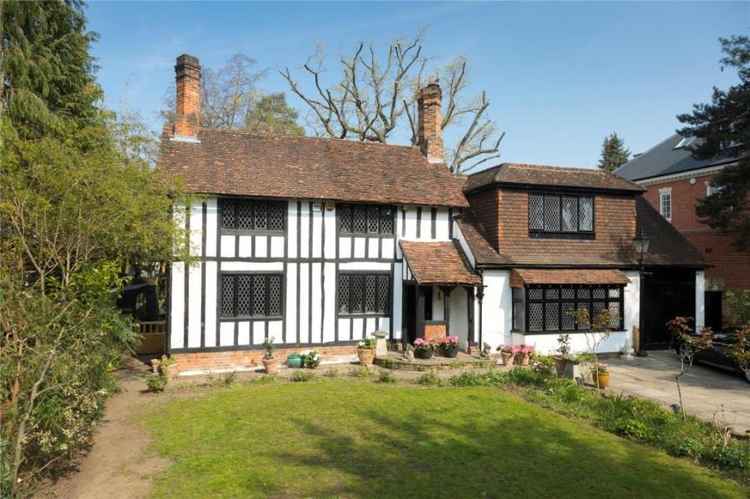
[374,352,494,371]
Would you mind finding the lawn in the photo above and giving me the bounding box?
[144,378,747,498]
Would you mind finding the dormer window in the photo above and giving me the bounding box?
[528,192,594,238]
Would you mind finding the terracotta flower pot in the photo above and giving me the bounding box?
[596,370,610,389]
[520,352,530,367]
[262,357,280,375]
[501,351,514,367]
[358,348,375,365]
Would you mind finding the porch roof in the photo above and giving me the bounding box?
[400,241,481,286]
[510,268,630,288]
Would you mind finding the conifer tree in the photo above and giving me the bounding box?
[598,132,630,172]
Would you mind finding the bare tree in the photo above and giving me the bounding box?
[161,53,266,129]
[281,35,504,174]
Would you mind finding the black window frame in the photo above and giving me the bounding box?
[337,203,395,236]
[220,272,284,320]
[528,192,595,239]
[337,271,391,317]
[513,284,624,334]
[219,198,287,235]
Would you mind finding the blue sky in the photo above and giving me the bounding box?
[87,1,748,168]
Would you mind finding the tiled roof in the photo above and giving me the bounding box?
[636,196,705,267]
[510,269,630,287]
[400,241,481,286]
[157,129,467,207]
[455,214,512,266]
[464,163,645,193]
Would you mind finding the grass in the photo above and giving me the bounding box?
[144,379,748,499]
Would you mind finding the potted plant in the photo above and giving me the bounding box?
[593,364,610,389]
[286,353,303,368]
[303,350,321,369]
[413,338,434,359]
[357,337,376,365]
[517,345,534,366]
[262,336,280,374]
[554,334,575,376]
[439,336,460,358]
[498,345,514,367]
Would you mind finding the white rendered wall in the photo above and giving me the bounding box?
[480,270,513,350]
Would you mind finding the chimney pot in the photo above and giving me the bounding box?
[417,82,444,164]
[173,53,201,139]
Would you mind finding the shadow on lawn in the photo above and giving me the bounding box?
[273,392,739,499]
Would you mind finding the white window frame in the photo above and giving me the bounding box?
[658,187,672,222]
[705,180,722,197]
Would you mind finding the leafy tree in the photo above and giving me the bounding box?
[598,132,630,172]
[678,35,750,250]
[280,34,504,174]
[0,0,102,138]
[245,92,304,136]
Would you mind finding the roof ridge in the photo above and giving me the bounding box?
[198,127,421,151]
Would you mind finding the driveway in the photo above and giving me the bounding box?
[608,351,750,436]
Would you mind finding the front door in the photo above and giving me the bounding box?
[641,270,696,349]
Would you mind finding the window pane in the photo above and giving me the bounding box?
[513,301,524,330]
[545,288,559,300]
[529,194,544,230]
[237,275,253,316]
[561,287,575,300]
[579,197,593,231]
[367,206,379,233]
[561,302,576,330]
[608,288,621,299]
[267,202,286,232]
[365,275,378,312]
[350,275,364,313]
[577,288,591,299]
[337,274,350,313]
[353,206,367,233]
[379,207,394,234]
[221,200,236,230]
[544,195,561,231]
[254,201,267,230]
[338,206,352,233]
[377,275,390,314]
[545,302,560,330]
[253,275,266,316]
[576,303,590,330]
[592,288,606,299]
[561,196,579,232]
[528,303,544,331]
[236,201,253,230]
[268,275,282,316]
[528,288,543,300]
[608,302,621,329]
[593,301,606,325]
[221,274,235,316]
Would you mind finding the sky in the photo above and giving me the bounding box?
[87,1,748,169]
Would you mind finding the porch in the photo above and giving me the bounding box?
[400,240,482,349]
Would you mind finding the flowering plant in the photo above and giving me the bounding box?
[413,338,434,351]
[440,336,459,346]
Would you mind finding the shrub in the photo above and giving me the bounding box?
[302,351,321,369]
[416,371,441,386]
[290,370,314,382]
[323,369,339,378]
[348,366,371,378]
[146,374,168,393]
[377,370,396,383]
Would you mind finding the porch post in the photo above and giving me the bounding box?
[441,286,453,336]
[466,286,475,345]
[416,285,425,339]
[477,285,485,347]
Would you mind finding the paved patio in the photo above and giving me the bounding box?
[607,351,750,436]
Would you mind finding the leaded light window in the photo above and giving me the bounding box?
[338,204,395,235]
[220,198,286,233]
[513,284,624,333]
[529,193,594,236]
[220,273,283,319]
[337,272,391,315]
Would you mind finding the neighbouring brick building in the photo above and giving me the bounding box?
[616,134,748,330]
[156,54,707,374]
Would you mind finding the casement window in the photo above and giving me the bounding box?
[658,188,672,221]
[512,285,624,333]
[528,193,594,237]
[337,204,394,236]
[337,272,391,316]
[705,182,722,197]
[220,198,286,233]
[220,273,283,319]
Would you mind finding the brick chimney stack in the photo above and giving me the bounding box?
[417,82,444,164]
[173,54,201,138]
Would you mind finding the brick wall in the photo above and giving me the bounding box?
[467,187,637,265]
[171,345,358,374]
[642,174,750,290]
